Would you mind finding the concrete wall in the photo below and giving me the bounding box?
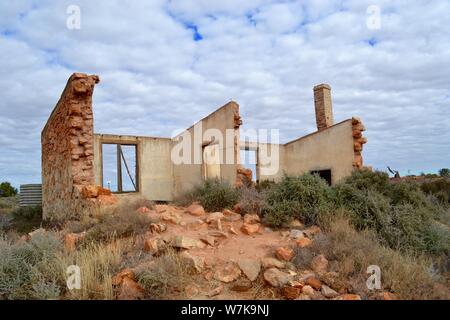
[93,134,173,201]
[240,141,286,182]
[41,73,100,221]
[172,102,241,196]
[240,120,356,185]
[283,119,354,184]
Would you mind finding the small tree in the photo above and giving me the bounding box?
[0,182,18,197]
[438,168,450,178]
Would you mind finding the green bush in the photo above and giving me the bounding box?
[334,185,392,233]
[337,168,390,194]
[421,178,450,205]
[334,170,449,256]
[261,174,334,227]
[439,168,450,178]
[0,232,63,299]
[187,179,239,212]
[0,182,17,198]
[12,206,42,220]
[9,206,43,234]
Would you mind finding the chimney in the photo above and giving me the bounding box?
[313,83,334,131]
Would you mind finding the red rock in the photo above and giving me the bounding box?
[303,225,321,238]
[296,237,312,248]
[374,292,398,300]
[337,294,362,300]
[222,209,236,216]
[214,262,241,283]
[186,204,205,216]
[306,277,322,291]
[238,258,261,281]
[171,235,205,249]
[243,214,260,224]
[149,223,167,233]
[179,251,205,273]
[283,286,301,300]
[64,232,86,251]
[112,269,135,286]
[311,254,328,273]
[261,257,285,269]
[117,277,144,300]
[302,285,315,296]
[241,223,260,235]
[207,285,223,297]
[97,194,118,206]
[143,237,165,255]
[231,279,253,292]
[275,246,294,261]
[206,212,224,223]
[97,186,112,196]
[136,206,150,214]
[263,268,293,287]
[81,185,99,198]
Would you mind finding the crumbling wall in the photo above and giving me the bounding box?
[172,102,241,196]
[42,73,113,221]
[351,117,367,169]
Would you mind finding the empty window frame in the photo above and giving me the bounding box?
[310,169,332,186]
[240,148,257,182]
[203,143,221,180]
[102,143,138,193]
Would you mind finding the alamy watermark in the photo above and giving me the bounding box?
[66,5,81,30]
[66,265,81,290]
[170,121,280,175]
[366,5,381,30]
[366,265,382,290]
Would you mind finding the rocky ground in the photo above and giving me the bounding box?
[63,203,398,300]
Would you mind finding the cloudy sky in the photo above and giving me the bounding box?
[0,0,449,187]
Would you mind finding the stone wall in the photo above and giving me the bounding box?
[42,73,112,221]
[351,117,367,169]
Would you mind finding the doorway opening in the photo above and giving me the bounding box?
[240,148,257,182]
[310,169,332,186]
[102,143,138,193]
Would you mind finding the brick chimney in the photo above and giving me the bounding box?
[313,84,334,131]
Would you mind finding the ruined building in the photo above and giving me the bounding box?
[41,73,367,221]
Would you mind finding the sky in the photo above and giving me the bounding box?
[0,0,449,187]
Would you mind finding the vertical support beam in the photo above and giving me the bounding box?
[117,144,123,193]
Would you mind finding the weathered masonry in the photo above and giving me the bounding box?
[41,73,367,221]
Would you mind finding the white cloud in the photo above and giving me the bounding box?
[0,0,449,186]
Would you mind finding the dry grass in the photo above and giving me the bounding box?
[80,200,156,243]
[300,215,449,299]
[136,248,194,299]
[59,238,131,300]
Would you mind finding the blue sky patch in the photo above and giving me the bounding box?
[366,37,377,47]
[184,23,203,41]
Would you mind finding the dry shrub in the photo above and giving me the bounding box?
[236,185,265,215]
[303,216,448,299]
[262,174,334,227]
[0,231,63,299]
[83,199,156,243]
[60,239,130,300]
[136,249,193,299]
